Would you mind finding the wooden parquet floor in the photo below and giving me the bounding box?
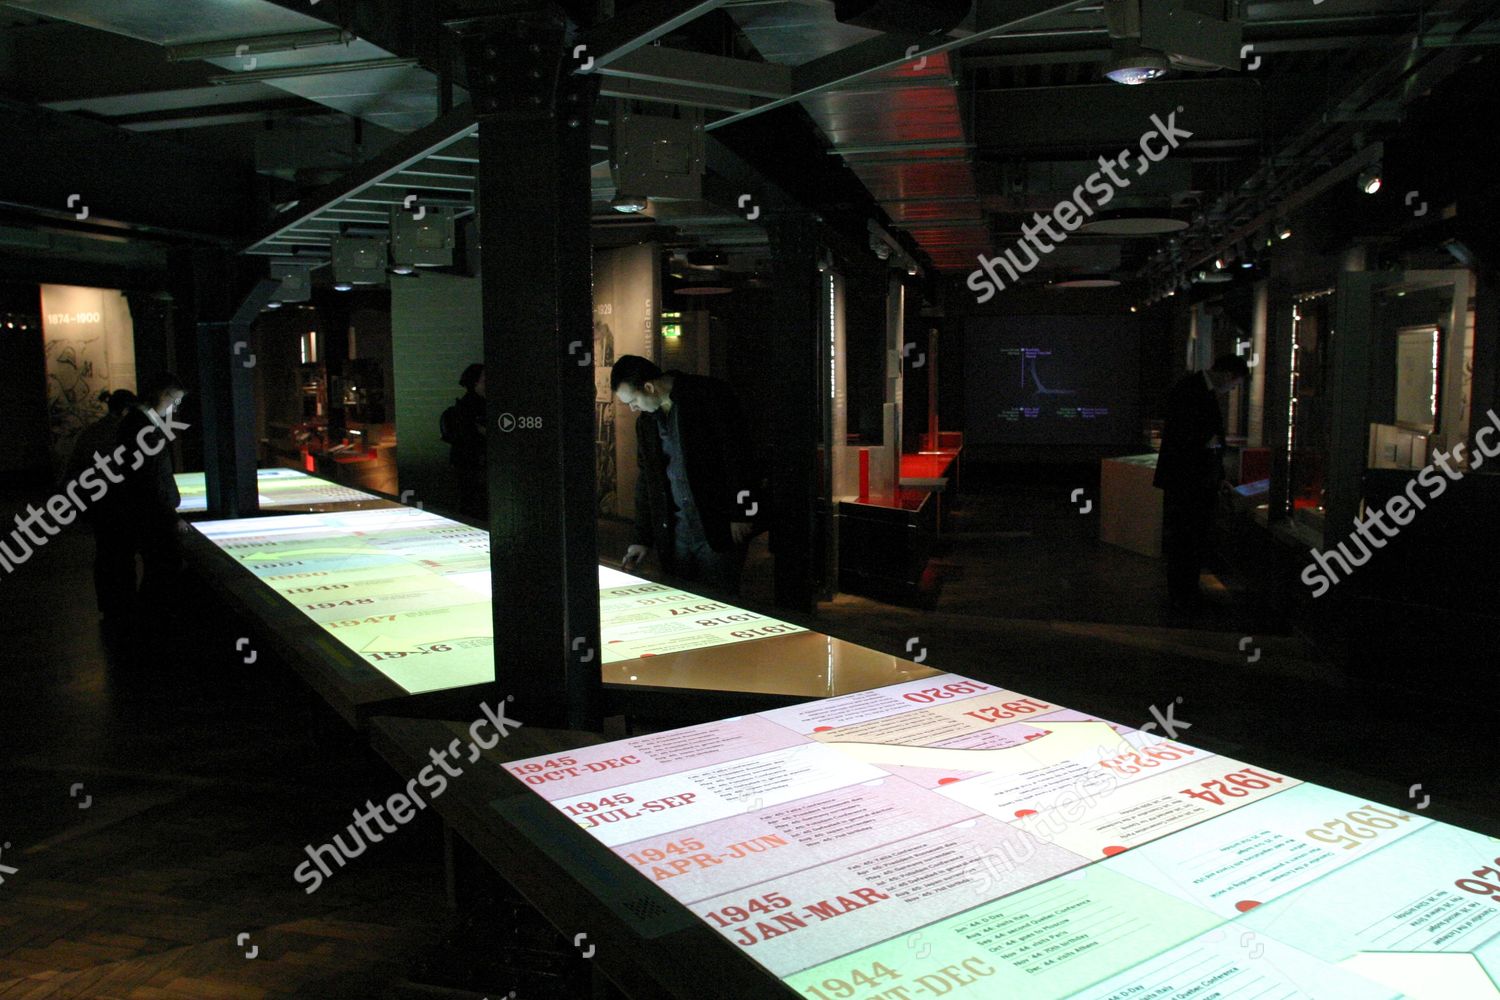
[0,519,488,999]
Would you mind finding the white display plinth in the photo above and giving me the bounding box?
[1100,453,1163,558]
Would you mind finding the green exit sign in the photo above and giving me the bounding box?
[662,323,683,338]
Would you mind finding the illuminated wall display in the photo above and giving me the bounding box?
[507,673,1500,999]
[40,284,136,466]
[190,506,804,694]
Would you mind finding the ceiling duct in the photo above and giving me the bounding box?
[728,3,993,272]
[834,0,973,35]
[7,0,454,133]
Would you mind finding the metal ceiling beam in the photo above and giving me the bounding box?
[706,0,1097,131]
[244,103,477,253]
[583,0,729,68]
[598,46,792,98]
[957,13,1495,65]
[597,76,764,113]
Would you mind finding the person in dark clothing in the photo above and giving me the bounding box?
[67,389,138,618]
[447,363,488,521]
[1154,353,1249,617]
[612,355,754,595]
[96,373,188,624]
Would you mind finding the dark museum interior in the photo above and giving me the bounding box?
[2,0,1499,997]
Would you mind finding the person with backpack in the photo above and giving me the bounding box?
[442,363,487,521]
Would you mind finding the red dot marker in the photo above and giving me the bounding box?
[640,653,655,657]
[1235,900,1262,913]
[1102,845,1128,856]
[937,777,960,786]
[813,726,834,733]
[1015,809,1037,818]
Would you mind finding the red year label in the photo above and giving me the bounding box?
[1179,768,1284,805]
[1455,856,1500,902]
[964,698,1051,723]
[903,681,992,704]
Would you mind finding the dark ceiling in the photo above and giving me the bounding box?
[1,0,1497,296]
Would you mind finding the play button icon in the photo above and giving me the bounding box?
[497,413,516,432]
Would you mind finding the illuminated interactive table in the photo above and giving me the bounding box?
[504,671,1500,999]
[185,506,938,722]
[174,467,395,515]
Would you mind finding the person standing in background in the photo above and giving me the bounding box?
[611,355,755,596]
[1154,353,1249,619]
[96,374,188,627]
[67,389,138,620]
[443,363,488,521]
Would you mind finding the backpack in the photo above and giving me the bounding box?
[439,399,461,444]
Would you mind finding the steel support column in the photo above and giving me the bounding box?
[1328,272,1378,543]
[1264,266,1295,525]
[463,10,601,731]
[766,215,823,613]
[200,278,280,519]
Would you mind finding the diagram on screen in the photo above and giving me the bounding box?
[1020,347,1077,395]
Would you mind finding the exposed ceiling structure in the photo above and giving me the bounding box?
[2,0,1498,294]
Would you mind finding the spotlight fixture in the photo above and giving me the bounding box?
[390,264,416,276]
[907,265,918,276]
[1277,222,1293,240]
[1240,259,1255,269]
[330,236,388,288]
[1358,164,1382,195]
[1214,256,1229,270]
[610,194,649,214]
[333,282,354,292]
[265,300,283,309]
[1103,46,1170,85]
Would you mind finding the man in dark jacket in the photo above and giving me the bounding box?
[1154,353,1248,617]
[612,355,754,595]
[96,373,187,621]
[447,363,487,521]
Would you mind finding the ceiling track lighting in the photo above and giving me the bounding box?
[1358,164,1382,195]
[1103,45,1171,85]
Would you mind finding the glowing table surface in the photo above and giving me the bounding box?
[505,672,1500,999]
[175,467,392,514]
[190,506,935,699]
